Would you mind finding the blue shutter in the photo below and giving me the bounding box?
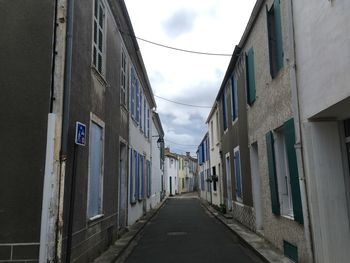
[136,79,139,123]
[222,92,227,130]
[231,77,238,121]
[143,100,146,135]
[147,160,151,197]
[234,150,242,200]
[139,155,144,200]
[129,148,135,204]
[135,151,139,200]
[131,68,135,117]
[140,90,143,130]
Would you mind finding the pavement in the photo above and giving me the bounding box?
[93,192,293,263]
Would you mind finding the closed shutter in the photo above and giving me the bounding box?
[246,48,256,105]
[222,92,227,130]
[139,155,144,200]
[266,131,280,215]
[283,118,303,224]
[129,148,134,204]
[135,151,139,200]
[131,68,135,117]
[274,0,284,71]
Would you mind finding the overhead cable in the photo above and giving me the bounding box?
[154,95,212,108]
[165,139,199,147]
[120,30,232,57]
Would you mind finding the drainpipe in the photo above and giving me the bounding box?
[57,0,75,261]
[286,1,314,262]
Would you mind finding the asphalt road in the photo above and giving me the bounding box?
[122,194,264,263]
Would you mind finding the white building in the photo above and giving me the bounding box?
[164,149,179,196]
[147,112,164,210]
[197,133,211,202]
[206,103,223,206]
[292,1,350,262]
[127,60,157,226]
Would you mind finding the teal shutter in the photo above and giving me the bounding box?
[266,131,280,215]
[246,48,256,105]
[284,118,303,224]
[274,0,283,71]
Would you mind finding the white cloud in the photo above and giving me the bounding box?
[125,0,256,154]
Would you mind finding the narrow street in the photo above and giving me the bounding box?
[121,193,264,263]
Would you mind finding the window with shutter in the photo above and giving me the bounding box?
[246,48,256,105]
[231,77,238,121]
[284,118,303,223]
[266,131,280,215]
[267,0,284,78]
[234,147,242,202]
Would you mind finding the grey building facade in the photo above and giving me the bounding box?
[0,0,154,262]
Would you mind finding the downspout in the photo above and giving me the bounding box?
[56,0,75,261]
[286,1,314,262]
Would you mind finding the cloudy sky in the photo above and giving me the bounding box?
[124,0,256,156]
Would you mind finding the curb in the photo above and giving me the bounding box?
[200,200,293,263]
[93,198,168,263]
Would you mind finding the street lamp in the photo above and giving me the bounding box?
[152,135,164,148]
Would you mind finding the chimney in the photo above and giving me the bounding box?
[186,152,190,157]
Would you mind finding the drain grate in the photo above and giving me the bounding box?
[167,231,187,236]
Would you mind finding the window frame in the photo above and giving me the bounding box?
[273,127,294,218]
[87,113,105,220]
[233,146,243,203]
[92,0,107,76]
[120,47,128,107]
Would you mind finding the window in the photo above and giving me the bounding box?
[216,111,220,142]
[225,153,233,210]
[135,82,140,123]
[200,172,205,191]
[246,48,256,105]
[88,120,104,218]
[344,119,350,169]
[212,166,217,191]
[266,118,303,223]
[231,77,238,121]
[139,155,144,200]
[147,160,151,197]
[147,106,150,138]
[267,0,283,78]
[129,148,136,204]
[210,121,214,148]
[274,128,293,216]
[130,67,136,118]
[92,0,106,74]
[120,48,128,106]
[233,147,242,202]
[143,98,146,135]
[222,90,228,131]
[140,90,143,130]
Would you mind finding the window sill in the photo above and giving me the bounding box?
[88,214,104,224]
[91,65,109,87]
[232,118,238,126]
[234,199,243,206]
[281,214,295,221]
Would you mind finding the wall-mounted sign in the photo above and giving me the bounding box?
[75,122,86,146]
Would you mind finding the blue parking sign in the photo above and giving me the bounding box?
[75,122,86,146]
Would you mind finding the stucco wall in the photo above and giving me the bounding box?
[208,107,222,206]
[243,0,307,261]
[293,0,350,120]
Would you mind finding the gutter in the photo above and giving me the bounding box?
[57,0,75,261]
[286,1,314,262]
